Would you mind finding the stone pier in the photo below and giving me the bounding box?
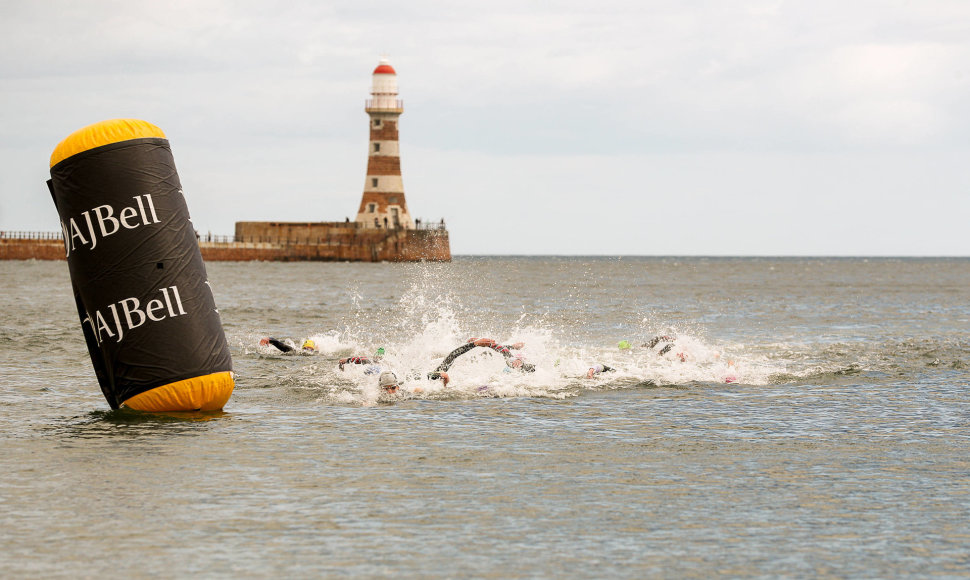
[1,225,450,262]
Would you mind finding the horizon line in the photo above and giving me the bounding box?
[450,254,970,259]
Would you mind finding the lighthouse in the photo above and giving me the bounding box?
[355,57,414,230]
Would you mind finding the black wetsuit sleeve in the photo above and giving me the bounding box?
[644,335,674,350]
[434,343,478,372]
[268,338,294,353]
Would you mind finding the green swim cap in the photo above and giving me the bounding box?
[376,347,385,356]
[618,340,631,350]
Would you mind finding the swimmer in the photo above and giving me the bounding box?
[339,347,385,371]
[619,335,687,361]
[643,335,682,359]
[260,337,319,354]
[585,363,615,379]
[506,353,531,371]
[378,371,400,395]
[427,337,534,386]
[377,371,423,395]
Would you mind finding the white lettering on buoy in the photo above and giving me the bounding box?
[82,285,187,345]
[62,194,162,257]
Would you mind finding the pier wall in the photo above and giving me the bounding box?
[223,221,451,262]
[1,225,450,262]
[0,238,65,260]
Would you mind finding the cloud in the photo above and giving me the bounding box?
[2,0,969,254]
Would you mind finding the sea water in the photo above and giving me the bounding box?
[1,257,968,578]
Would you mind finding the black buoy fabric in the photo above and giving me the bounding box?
[48,119,234,411]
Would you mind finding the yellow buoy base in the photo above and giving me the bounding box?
[123,371,235,412]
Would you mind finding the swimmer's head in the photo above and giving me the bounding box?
[375,347,385,357]
[301,339,317,352]
[505,355,536,373]
[378,371,400,393]
[259,337,270,346]
[507,354,525,369]
[618,340,631,350]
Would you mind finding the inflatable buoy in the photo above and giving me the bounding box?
[47,119,234,411]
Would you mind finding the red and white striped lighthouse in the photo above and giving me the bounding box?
[355,57,413,230]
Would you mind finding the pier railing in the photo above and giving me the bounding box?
[414,220,447,231]
[4,222,448,245]
[0,230,63,240]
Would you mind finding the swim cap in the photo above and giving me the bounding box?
[618,340,631,350]
[259,337,270,346]
[378,372,399,388]
[301,339,317,351]
[376,347,385,357]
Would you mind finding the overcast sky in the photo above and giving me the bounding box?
[1,0,968,255]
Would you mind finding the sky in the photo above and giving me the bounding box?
[1,0,968,255]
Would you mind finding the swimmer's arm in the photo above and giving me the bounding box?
[427,371,450,387]
[436,343,478,372]
[643,335,674,349]
[491,344,512,357]
[469,338,524,350]
[469,338,519,357]
[268,338,294,353]
[339,356,373,370]
[586,364,614,378]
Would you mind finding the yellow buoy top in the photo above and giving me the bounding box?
[50,118,167,169]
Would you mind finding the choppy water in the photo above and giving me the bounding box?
[1,257,969,578]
